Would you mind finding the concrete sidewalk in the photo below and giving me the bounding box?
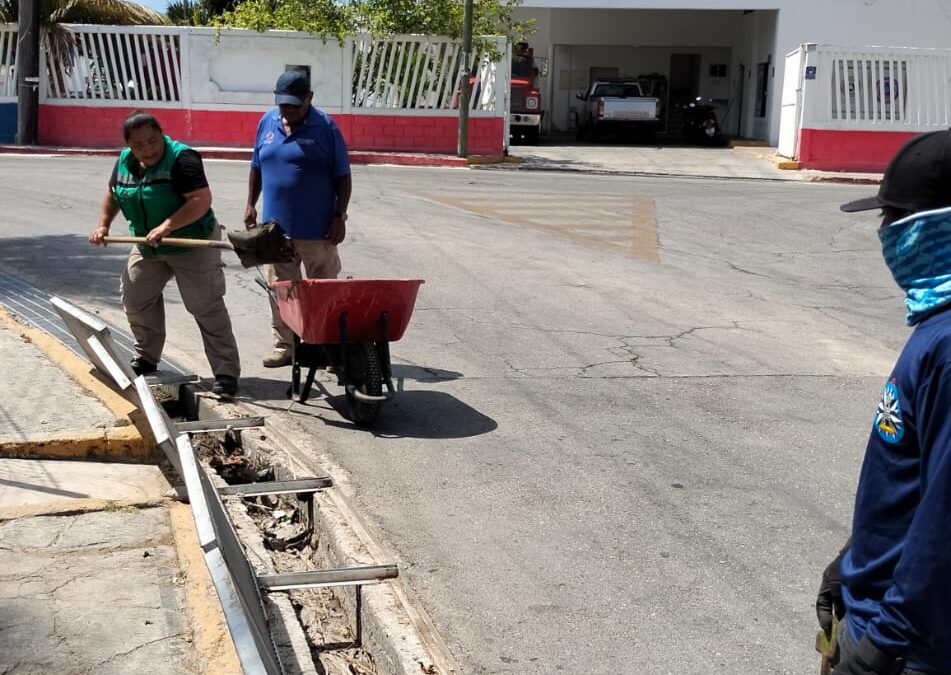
[503,140,884,183]
[0,307,239,675]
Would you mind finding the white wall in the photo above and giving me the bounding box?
[186,28,348,111]
[518,0,951,143]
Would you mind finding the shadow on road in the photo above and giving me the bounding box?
[238,375,497,440]
[0,233,126,308]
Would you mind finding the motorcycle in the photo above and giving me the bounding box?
[681,97,722,145]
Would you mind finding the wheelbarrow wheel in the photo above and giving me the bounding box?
[345,342,383,427]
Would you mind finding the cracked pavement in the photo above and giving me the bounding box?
[0,507,192,675]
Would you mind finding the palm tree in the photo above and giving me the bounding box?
[1,0,169,101]
[0,0,168,25]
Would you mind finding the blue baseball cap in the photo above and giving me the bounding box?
[274,70,310,106]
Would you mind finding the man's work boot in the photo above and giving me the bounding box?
[262,350,292,368]
[212,375,239,400]
[130,357,158,376]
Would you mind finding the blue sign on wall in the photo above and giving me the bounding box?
[0,103,16,143]
[805,66,817,80]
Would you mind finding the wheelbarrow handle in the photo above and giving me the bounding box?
[103,235,235,250]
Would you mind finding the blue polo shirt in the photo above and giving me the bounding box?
[251,106,351,240]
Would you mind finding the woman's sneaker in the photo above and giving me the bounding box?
[130,357,158,376]
[212,375,239,400]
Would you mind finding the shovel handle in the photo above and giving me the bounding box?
[103,235,234,250]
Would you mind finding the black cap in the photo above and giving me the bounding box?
[274,70,310,106]
[841,129,951,213]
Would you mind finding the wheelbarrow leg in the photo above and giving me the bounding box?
[377,312,395,394]
[290,335,320,403]
[299,357,318,403]
[291,333,302,400]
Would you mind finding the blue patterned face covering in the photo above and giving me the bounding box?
[879,206,951,325]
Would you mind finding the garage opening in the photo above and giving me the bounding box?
[518,7,779,143]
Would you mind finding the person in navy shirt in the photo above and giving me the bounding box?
[244,70,352,368]
[815,130,951,675]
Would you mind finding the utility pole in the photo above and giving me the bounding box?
[456,0,473,158]
[16,0,40,145]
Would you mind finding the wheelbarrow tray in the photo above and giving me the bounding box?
[272,278,424,344]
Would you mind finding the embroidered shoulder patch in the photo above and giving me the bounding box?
[874,379,905,444]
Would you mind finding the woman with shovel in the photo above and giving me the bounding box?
[88,110,241,399]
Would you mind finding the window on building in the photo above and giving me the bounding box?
[708,64,727,78]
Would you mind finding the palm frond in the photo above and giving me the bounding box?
[49,0,169,25]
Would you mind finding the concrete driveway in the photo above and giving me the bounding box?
[503,134,878,183]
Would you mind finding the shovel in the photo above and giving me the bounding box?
[103,221,296,268]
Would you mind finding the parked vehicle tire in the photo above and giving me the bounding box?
[345,342,383,426]
[523,125,540,145]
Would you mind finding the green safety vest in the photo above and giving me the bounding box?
[113,136,216,256]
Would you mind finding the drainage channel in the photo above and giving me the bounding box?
[179,388,459,675]
[40,292,460,675]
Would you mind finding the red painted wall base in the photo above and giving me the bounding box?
[797,128,920,172]
[38,105,504,155]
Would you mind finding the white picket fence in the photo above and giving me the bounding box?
[0,27,16,99]
[351,35,504,111]
[0,24,506,114]
[780,43,951,157]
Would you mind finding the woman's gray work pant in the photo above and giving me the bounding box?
[120,228,240,379]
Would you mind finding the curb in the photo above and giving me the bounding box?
[0,496,167,523]
[0,307,152,459]
[0,425,156,462]
[804,174,882,185]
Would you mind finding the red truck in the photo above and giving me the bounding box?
[509,42,544,144]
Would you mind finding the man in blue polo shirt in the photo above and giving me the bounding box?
[245,69,352,368]
[814,130,951,675]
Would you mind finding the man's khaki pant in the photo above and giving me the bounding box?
[267,239,341,352]
[120,227,241,378]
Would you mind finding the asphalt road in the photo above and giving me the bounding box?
[0,155,908,674]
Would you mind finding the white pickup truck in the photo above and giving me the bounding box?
[576,80,662,140]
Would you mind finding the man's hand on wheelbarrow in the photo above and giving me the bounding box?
[328,213,347,245]
[244,204,257,231]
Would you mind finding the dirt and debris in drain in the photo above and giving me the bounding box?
[188,430,379,675]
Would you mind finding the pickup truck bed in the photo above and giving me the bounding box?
[577,81,662,139]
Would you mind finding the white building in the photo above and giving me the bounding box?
[515,0,951,144]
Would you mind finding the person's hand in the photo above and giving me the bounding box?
[328,214,346,245]
[88,225,109,246]
[817,547,847,638]
[244,205,257,230]
[145,222,173,248]
[834,635,904,675]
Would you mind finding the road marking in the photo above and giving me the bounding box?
[417,191,660,260]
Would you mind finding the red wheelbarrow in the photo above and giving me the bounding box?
[268,278,425,426]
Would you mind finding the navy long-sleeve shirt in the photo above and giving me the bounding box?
[842,305,951,671]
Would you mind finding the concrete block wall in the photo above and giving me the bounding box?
[796,129,916,173]
[37,104,504,155]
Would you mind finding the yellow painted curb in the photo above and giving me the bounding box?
[776,159,801,170]
[0,425,158,462]
[467,154,520,166]
[168,502,243,675]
